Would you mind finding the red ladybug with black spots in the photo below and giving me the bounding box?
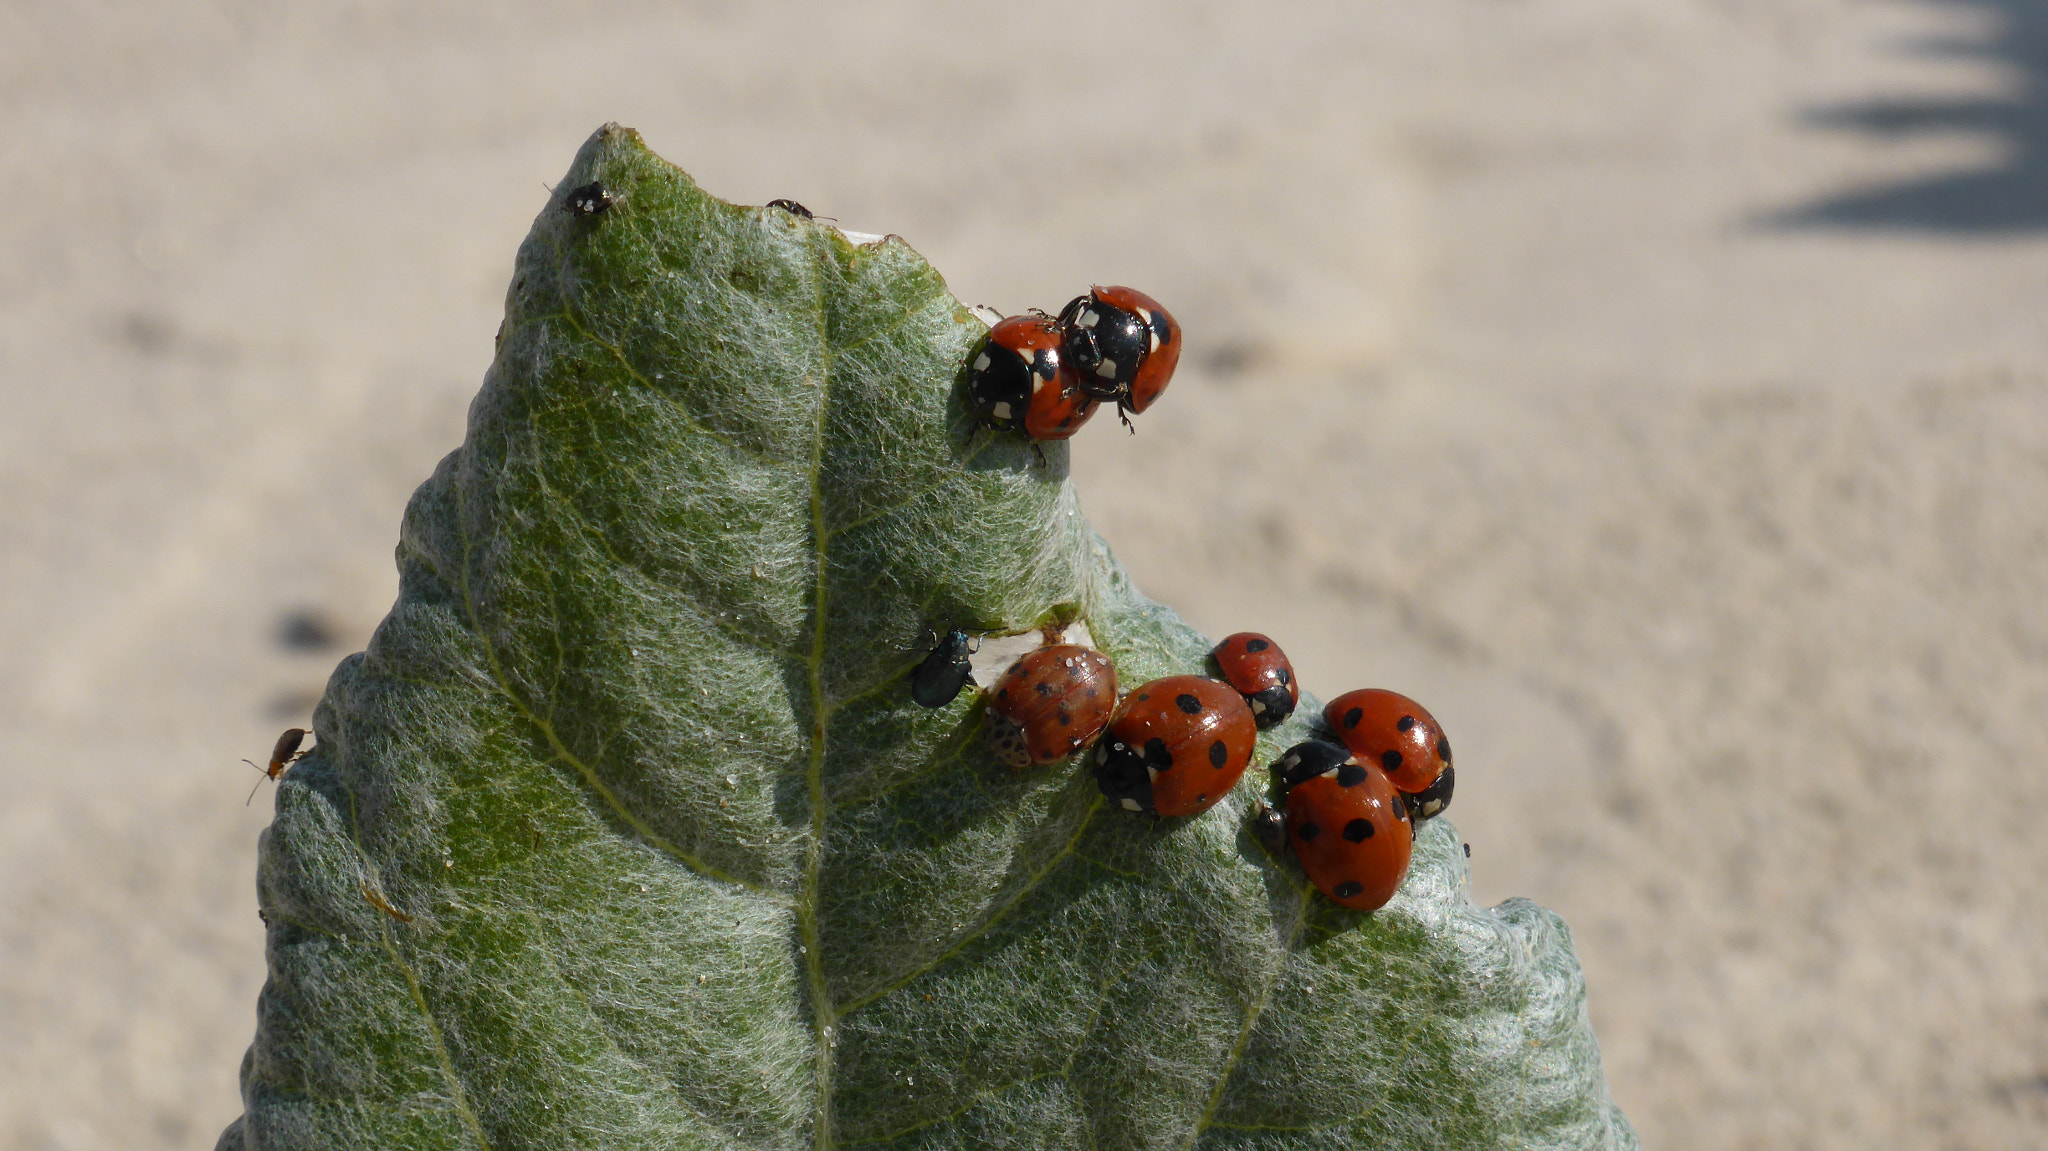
[966,314,1098,446]
[1211,632,1297,729]
[984,644,1118,768]
[1093,675,1256,817]
[1273,740,1413,911]
[1056,286,1180,427]
[1323,688,1452,796]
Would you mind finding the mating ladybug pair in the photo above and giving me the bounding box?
[966,286,1181,445]
[1254,689,1456,911]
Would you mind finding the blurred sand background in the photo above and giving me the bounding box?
[3,1,2046,1147]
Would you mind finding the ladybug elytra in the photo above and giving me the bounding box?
[985,644,1118,768]
[1323,688,1452,795]
[1093,675,1255,817]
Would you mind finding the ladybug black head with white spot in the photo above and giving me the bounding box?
[1272,740,1365,790]
[1250,802,1288,855]
[1403,763,1455,824]
[1054,285,1181,428]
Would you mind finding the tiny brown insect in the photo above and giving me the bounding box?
[243,727,311,805]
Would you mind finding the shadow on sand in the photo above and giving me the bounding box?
[1771,0,2048,232]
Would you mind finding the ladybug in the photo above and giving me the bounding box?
[1403,763,1455,824]
[966,314,1099,448]
[1211,632,1297,729]
[1093,675,1256,817]
[1274,740,1413,911]
[985,645,1118,768]
[243,727,311,805]
[1322,688,1452,795]
[561,180,614,215]
[909,628,978,709]
[1055,286,1181,426]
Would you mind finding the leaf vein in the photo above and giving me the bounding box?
[554,308,752,455]
[800,250,839,1151]
[834,794,1101,1017]
[815,434,1001,547]
[324,684,495,1149]
[445,426,776,897]
[838,944,1156,1147]
[1188,881,1318,1145]
[380,930,495,1151]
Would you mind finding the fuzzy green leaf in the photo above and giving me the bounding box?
[219,125,1636,1151]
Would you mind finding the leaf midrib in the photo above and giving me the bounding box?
[799,242,839,1150]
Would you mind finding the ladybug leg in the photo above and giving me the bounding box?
[1117,404,1136,434]
[1030,440,1048,468]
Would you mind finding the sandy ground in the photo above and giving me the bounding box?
[2,1,2045,1147]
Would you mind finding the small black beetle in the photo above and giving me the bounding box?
[562,180,614,215]
[1250,802,1288,855]
[909,628,978,708]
